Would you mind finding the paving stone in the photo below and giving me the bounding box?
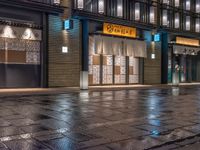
[1,86,200,149]
[4,139,49,150]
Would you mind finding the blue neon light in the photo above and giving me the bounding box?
[154,34,160,42]
[64,20,70,30]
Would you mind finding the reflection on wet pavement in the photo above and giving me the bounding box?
[0,86,200,149]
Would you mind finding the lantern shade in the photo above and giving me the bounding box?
[162,10,168,26]
[196,18,200,32]
[175,0,180,7]
[186,16,190,31]
[174,13,180,28]
[150,6,155,24]
[117,0,123,17]
[98,0,104,14]
[135,3,140,21]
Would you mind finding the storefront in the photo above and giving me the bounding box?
[0,24,42,88]
[87,23,147,86]
[168,36,200,83]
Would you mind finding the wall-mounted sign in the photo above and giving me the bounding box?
[62,46,68,53]
[154,34,160,42]
[64,19,73,30]
[103,23,136,38]
[176,37,199,46]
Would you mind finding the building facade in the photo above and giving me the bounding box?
[1,0,200,88]
[53,0,199,88]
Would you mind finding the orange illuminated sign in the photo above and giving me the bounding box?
[103,23,136,38]
[176,37,199,46]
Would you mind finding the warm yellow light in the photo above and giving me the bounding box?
[176,37,199,46]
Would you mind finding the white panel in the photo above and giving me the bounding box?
[162,10,168,26]
[175,0,180,7]
[196,18,200,32]
[186,16,190,31]
[196,0,200,13]
[135,3,140,21]
[175,13,180,28]
[80,71,88,90]
[98,0,104,14]
[186,0,190,10]
[77,0,84,9]
[117,0,123,17]
[162,0,169,4]
[150,6,155,24]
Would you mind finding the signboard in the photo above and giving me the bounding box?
[103,23,136,38]
[176,37,199,46]
[154,34,160,42]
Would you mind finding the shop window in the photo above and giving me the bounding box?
[185,16,190,31]
[196,18,200,32]
[117,0,123,17]
[196,0,200,13]
[174,13,180,28]
[0,26,41,65]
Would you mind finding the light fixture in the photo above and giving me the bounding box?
[135,2,140,21]
[175,13,180,28]
[162,10,168,26]
[117,0,123,17]
[150,6,155,24]
[195,18,200,32]
[22,28,35,40]
[62,46,68,53]
[64,19,73,30]
[154,34,160,42]
[175,0,180,7]
[53,0,60,5]
[98,0,104,14]
[2,25,16,38]
[197,3,200,13]
[77,0,84,9]
[186,0,190,10]
[151,53,156,59]
[186,16,190,31]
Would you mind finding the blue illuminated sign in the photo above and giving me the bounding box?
[154,34,160,42]
[64,19,73,30]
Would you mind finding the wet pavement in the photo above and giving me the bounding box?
[0,86,200,149]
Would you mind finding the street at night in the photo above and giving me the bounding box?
[0,86,200,149]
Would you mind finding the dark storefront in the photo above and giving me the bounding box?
[167,36,200,84]
[0,0,62,88]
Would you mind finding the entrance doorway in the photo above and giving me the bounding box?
[88,35,146,86]
[170,45,200,83]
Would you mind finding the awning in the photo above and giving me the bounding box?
[89,35,147,57]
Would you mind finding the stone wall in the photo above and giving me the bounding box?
[143,31,161,84]
[48,0,82,87]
